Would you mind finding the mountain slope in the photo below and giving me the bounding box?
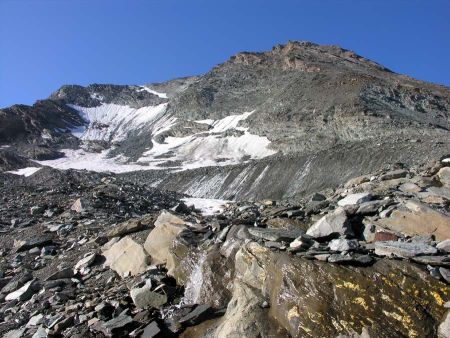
[1,41,449,200]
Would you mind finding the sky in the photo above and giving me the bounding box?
[0,0,449,108]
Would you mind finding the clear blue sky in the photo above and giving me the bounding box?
[1,0,449,108]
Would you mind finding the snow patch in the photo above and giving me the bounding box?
[6,167,42,177]
[35,149,155,173]
[182,197,230,215]
[138,86,168,99]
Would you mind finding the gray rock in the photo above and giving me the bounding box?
[310,193,326,201]
[380,169,408,181]
[374,241,438,258]
[412,255,450,267]
[439,267,450,284]
[306,208,352,238]
[356,200,387,215]
[328,253,373,266]
[130,285,167,309]
[3,328,26,338]
[337,193,372,207]
[5,279,38,301]
[248,227,304,242]
[141,322,161,338]
[90,313,133,337]
[45,268,74,281]
[328,239,359,252]
[74,253,96,271]
[438,310,450,338]
[31,326,48,338]
[14,237,53,252]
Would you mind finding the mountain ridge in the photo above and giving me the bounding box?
[1,40,449,200]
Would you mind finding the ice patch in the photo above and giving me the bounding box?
[182,197,230,215]
[6,167,42,177]
[0,145,10,149]
[138,86,168,99]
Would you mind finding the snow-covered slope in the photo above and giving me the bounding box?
[38,98,277,172]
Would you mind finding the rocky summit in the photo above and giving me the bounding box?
[0,41,449,338]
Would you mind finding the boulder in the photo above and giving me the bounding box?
[5,279,38,301]
[374,241,438,258]
[329,239,359,252]
[144,211,187,275]
[265,218,307,231]
[337,192,372,207]
[74,253,97,271]
[438,239,450,253]
[103,236,149,277]
[438,167,450,187]
[306,208,353,238]
[130,285,167,309]
[375,201,450,241]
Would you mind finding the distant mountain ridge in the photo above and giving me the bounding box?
[1,41,449,200]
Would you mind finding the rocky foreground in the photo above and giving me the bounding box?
[0,157,450,338]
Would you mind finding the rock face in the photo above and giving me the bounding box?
[376,200,450,241]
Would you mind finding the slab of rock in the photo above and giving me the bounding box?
[107,219,144,239]
[248,227,304,242]
[380,169,408,181]
[328,239,359,252]
[90,313,133,337]
[74,253,96,271]
[356,200,387,215]
[144,211,187,275]
[411,255,450,267]
[344,175,370,188]
[70,198,88,213]
[179,304,214,326]
[337,193,372,207]
[399,182,422,193]
[376,200,450,241]
[437,239,450,253]
[306,208,352,238]
[130,285,167,309]
[374,241,438,258]
[327,253,373,266]
[103,236,149,277]
[14,237,53,252]
[5,279,38,301]
[289,235,315,251]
